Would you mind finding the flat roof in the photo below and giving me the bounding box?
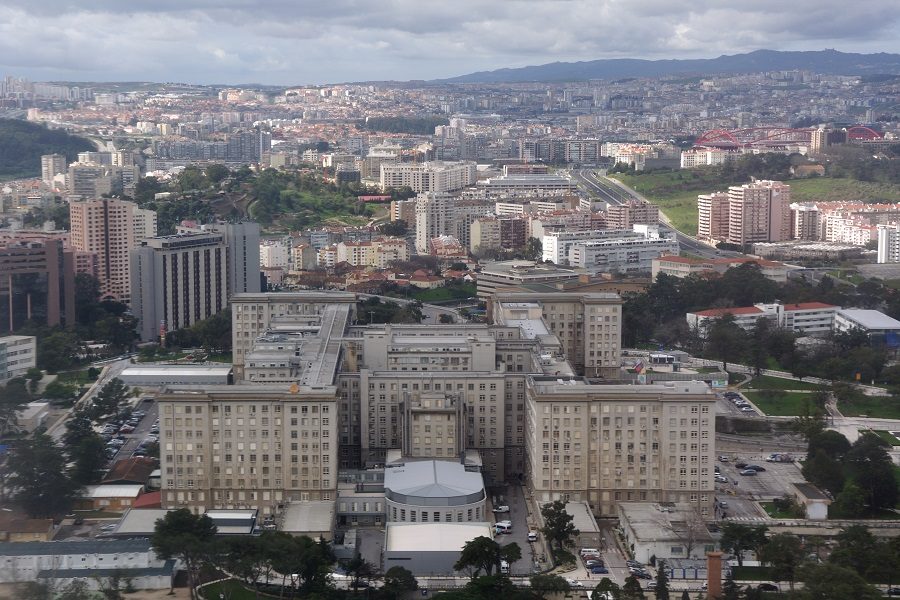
[0,539,151,557]
[565,501,600,534]
[837,308,900,330]
[793,482,830,501]
[113,508,256,536]
[84,484,144,499]
[281,501,335,534]
[618,502,714,544]
[384,461,484,499]
[385,522,494,552]
[121,365,233,376]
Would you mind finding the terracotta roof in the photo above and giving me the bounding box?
[783,302,837,311]
[102,457,158,485]
[692,306,763,317]
[132,491,162,509]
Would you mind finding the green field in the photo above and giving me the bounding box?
[610,172,900,236]
[200,580,257,600]
[760,501,798,519]
[743,390,817,416]
[747,375,822,391]
[869,430,900,446]
[838,395,900,420]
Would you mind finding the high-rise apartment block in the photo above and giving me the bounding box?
[697,192,730,241]
[877,224,900,264]
[380,161,476,193]
[69,198,141,303]
[41,154,67,186]
[726,181,791,246]
[130,233,229,341]
[415,192,453,254]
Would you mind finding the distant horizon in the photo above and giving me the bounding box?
[3,48,900,89]
[1,0,899,85]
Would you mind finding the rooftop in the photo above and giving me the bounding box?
[281,501,336,534]
[385,522,495,552]
[384,460,485,504]
[837,308,900,330]
[0,539,152,557]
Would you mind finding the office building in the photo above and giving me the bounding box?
[40,154,66,186]
[130,233,229,341]
[380,161,476,193]
[176,222,261,295]
[69,198,139,303]
[0,238,76,332]
[567,227,679,274]
[476,261,581,301]
[0,335,37,383]
[525,378,716,515]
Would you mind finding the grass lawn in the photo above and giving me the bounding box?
[695,366,724,373]
[56,369,98,384]
[199,580,257,600]
[869,429,900,446]
[410,282,476,303]
[788,177,900,203]
[747,375,822,391]
[207,352,233,363]
[838,395,900,420]
[760,502,797,519]
[744,391,817,416]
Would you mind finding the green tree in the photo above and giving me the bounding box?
[92,378,129,419]
[8,432,77,517]
[592,577,622,600]
[150,508,217,599]
[807,429,851,459]
[722,570,741,600]
[454,536,519,579]
[343,553,377,591]
[654,560,670,600]
[205,164,231,185]
[844,433,899,511]
[801,449,845,496]
[828,525,879,577]
[831,481,866,518]
[529,574,570,598]
[43,379,80,403]
[796,563,882,600]
[0,377,32,436]
[383,565,418,599]
[540,500,580,550]
[524,237,543,261]
[621,575,646,600]
[705,314,746,371]
[758,533,803,590]
[719,523,768,567]
[70,434,107,485]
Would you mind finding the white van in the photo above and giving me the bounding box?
[495,522,512,534]
[579,548,600,557]
[500,560,510,574]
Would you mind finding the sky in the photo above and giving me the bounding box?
[1,0,900,86]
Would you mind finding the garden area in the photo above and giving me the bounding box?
[743,390,818,416]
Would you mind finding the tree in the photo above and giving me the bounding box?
[653,503,708,559]
[758,533,803,590]
[540,500,580,550]
[722,570,741,600]
[43,379,80,403]
[828,525,879,578]
[621,575,646,600]
[801,449,845,496]
[719,523,768,567]
[844,432,899,511]
[343,553,377,591]
[831,481,866,518]
[592,577,622,600]
[57,580,95,600]
[70,434,108,485]
[151,508,217,600]
[91,378,129,419]
[218,536,267,600]
[454,536,519,579]
[383,565,418,599]
[530,574,570,598]
[705,314,746,371]
[796,564,882,600]
[654,560,670,600]
[524,237,543,261]
[439,314,454,324]
[0,377,32,436]
[808,430,851,459]
[8,432,77,517]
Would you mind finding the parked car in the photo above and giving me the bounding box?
[747,465,766,472]
[625,560,643,568]
[740,469,758,476]
[718,500,729,509]
[758,583,779,592]
[119,425,135,433]
[585,560,603,568]
[646,582,657,591]
[718,456,729,462]
[735,462,748,469]
[590,566,609,575]
[565,579,584,588]
[527,531,538,542]
[492,505,510,513]
[715,475,728,483]
[885,587,900,596]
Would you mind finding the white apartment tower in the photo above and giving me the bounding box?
[415,192,453,254]
[877,224,900,263]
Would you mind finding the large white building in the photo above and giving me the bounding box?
[877,224,900,263]
[566,226,679,274]
[686,301,839,338]
[380,161,476,193]
[260,241,290,269]
[0,335,36,383]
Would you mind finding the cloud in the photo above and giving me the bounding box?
[0,1,898,84]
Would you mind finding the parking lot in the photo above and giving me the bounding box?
[101,399,159,465]
[491,484,540,575]
[717,391,759,417]
[714,454,806,520]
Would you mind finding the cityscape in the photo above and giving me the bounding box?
[1,4,900,600]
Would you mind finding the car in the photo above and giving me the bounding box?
[585,560,603,568]
[132,450,148,457]
[747,465,766,472]
[582,554,601,562]
[718,500,729,509]
[885,587,900,596]
[715,475,728,483]
[757,583,779,592]
[527,531,538,542]
[740,469,758,476]
[735,462,748,469]
[99,524,116,531]
[646,582,657,590]
[119,425,135,433]
[718,456,729,462]
[565,579,584,588]
[106,439,125,447]
[740,406,755,412]
[590,566,609,575]
[492,505,510,513]
[625,560,643,568]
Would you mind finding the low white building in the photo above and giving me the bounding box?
[119,364,233,386]
[687,301,838,338]
[383,522,495,575]
[617,502,717,563]
[834,308,900,351]
[0,539,173,590]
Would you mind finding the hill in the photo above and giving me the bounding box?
[435,49,900,84]
[0,119,94,180]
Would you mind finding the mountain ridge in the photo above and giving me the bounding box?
[433,49,900,84]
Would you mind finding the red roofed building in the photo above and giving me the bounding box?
[687,301,838,338]
[652,255,790,283]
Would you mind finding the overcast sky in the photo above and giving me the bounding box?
[2,0,899,86]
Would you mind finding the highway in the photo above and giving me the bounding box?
[570,169,744,261]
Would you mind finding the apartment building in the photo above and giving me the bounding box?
[470,217,501,253]
[697,192,730,241]
[791,203,821,241]
[380,161,476,193]
[726,181,791,246]
[491,292,623,378]
[390,199,416,226]
[40,154,66,186]
[69,198,139,303]
[415,192,453,254]
[476,260,581,301]
[877,224,900,263]
[566,228,679,274]
[260,241,290,269]
[130,233,229,341]
[133,208,158,242]
[477,174,574,194]
[335,238,409,269]
[605,200,659,230]
[524,378,716,516]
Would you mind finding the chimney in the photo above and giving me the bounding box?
[707,551,723,599]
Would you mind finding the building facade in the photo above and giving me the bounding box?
[69,198,139,303]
